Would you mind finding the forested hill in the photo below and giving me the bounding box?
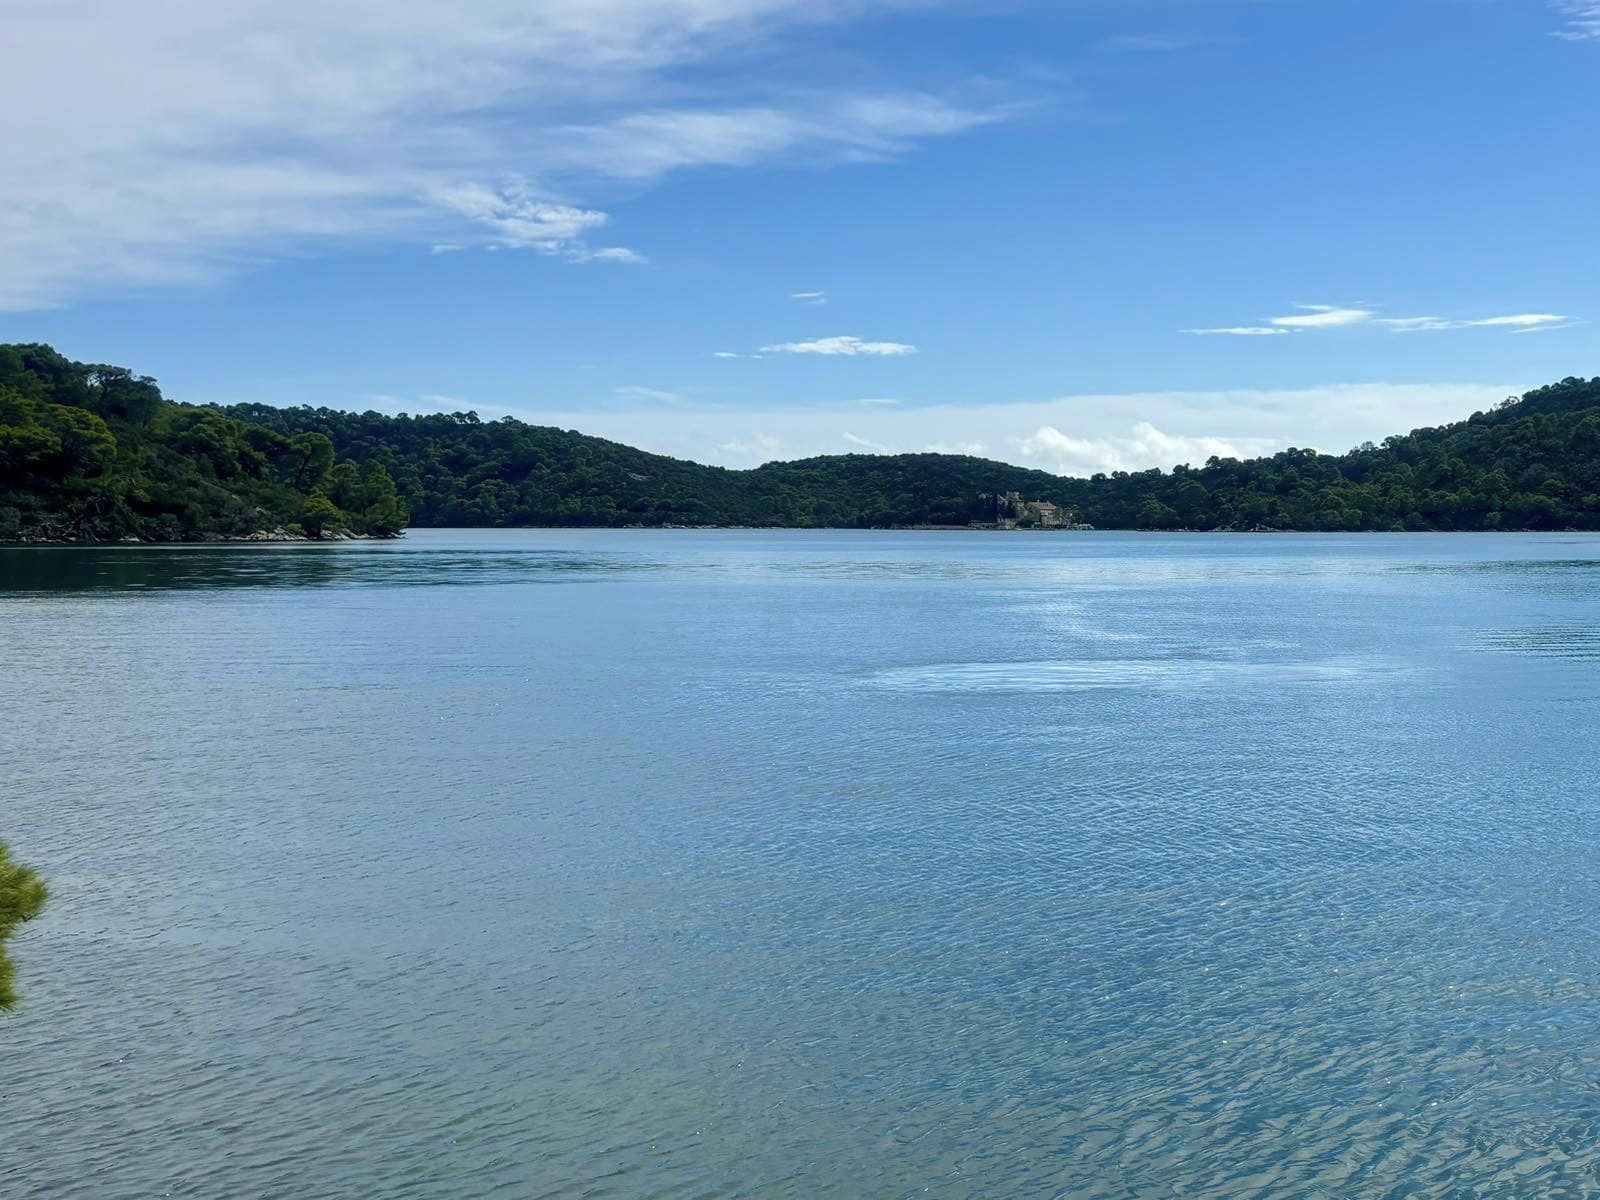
[224,401,1077,529]
[4,340,1600,540]
[1,344,407,542]
[226,376,1600,532]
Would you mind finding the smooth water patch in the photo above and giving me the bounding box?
[869,657,1401,693]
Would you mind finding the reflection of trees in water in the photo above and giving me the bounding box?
[1394,558,1600,602]
[0,547,349,593]
[0,546,661,594]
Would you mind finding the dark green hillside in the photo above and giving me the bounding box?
[4,341,1599,539]
[748,453,1077,527]
[0,344,405,542]
[224,400,1090,528]
[221,403,756,528]
[1061,377,1600,531]
[226,378,1600,532]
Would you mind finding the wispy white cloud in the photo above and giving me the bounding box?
[551,94,1008,182]
[614,385,684,403]
[712,351,743,359]
[1271,305,1374,329]
[1104,33,1223,52]
[791,291,828,305]
[761,335,918,356]
[1472,313,1569,328]
[1379,317,1456,333]
[1186,303,1574,337]
[1553,1,1600,40]
[1181,326,1294,337]
[842,432,891,452]
[1379,312,1572,333]
[857,397,902,405]
[0,1,1012,310]
[1509,320,1582,335]
[1182,304,1373,335]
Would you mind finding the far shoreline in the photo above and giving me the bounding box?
[8,526,1600,548]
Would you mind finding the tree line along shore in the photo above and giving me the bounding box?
[4,343,1600,542]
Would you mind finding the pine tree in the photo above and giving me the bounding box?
[0,842,48,1011]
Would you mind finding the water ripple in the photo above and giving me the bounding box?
[1477,626,1600,660]
[5,529,1600,1199]
[869,657,1402,692]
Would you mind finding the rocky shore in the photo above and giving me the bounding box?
[5,526,387,546]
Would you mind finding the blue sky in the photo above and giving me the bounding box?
[7,0,1599,473]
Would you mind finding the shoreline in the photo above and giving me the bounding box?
[6,526,1596,547]
[1,528,390,547]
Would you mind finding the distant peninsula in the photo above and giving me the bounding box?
[3,342,1598,542]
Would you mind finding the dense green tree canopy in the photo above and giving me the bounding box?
[4,343,1599,539]
[0,843,47,1012]
[226,377,1600,532]
[0,344,406,542]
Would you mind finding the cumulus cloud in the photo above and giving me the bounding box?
[1,0,1009,310]
[433,184,626,259]
[1018,422,1275,476]
[716,433,787,461]
[487,381,1518,470]
[586,246,650,264]
[760,335,918,356]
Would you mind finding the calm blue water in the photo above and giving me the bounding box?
[4,530,1600,1198]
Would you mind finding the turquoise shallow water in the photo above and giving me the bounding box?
[4,530,1600,1198]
